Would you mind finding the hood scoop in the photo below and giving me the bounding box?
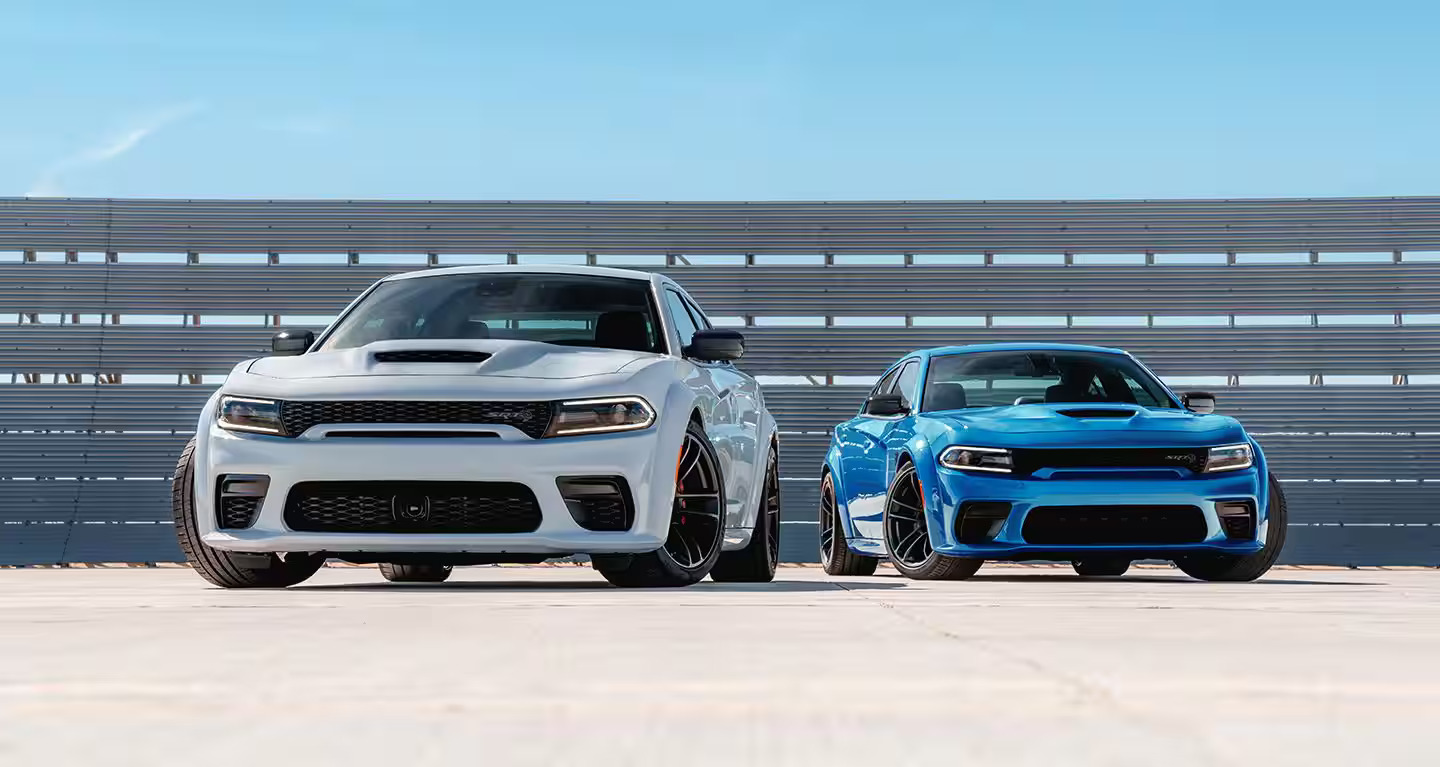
[1058,408,1138,419]
[372,350,493,364]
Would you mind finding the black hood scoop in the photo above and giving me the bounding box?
[372,350,493,364]
[1058,408,1138,419]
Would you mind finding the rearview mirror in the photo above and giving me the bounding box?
[1182,391,1216,414]
[271,329,315,357]
[686,328,745,362]
[864,393,909,417]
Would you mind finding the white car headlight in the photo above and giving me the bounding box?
[938,445,1013,474]
[1204,443,1253,473]
[545,397,655,437]
[217,396,285,435]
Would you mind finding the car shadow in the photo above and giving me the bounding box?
[914,572,1376,587]
[295,578,908,593]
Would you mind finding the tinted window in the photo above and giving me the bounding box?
[921,351,1177,411]
[893,361,920,407]
[871,366,901,399]
[320,273,662,353]
[664,289,700,349]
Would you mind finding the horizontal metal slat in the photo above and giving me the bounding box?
[765,385,1440,433]
[740,326,1440,376]
[0,479,173,522]
[6,196,1440,253]
[0,432,188,476]
[5,261,1439,315]
[0,385,215,431]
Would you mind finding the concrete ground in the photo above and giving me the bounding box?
[1,564,1437,767]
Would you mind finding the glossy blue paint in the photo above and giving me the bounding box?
[823,344,1272,561]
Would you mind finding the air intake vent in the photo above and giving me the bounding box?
[373,350,492,364]
[1058,408,1137,418]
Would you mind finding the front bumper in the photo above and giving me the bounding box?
[194,423,674,555]
[926,466,1268,559]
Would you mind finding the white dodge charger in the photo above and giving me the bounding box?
[172,265,780,588]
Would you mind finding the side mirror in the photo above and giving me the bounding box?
[864,393,910,417]
[271,329,315,357]
[686,328,745,362]
[1182,391,1216,414]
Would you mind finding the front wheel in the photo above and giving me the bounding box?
[1175,473,1288,582]
[593,420,726,588]
[710,443,780,583]
[172,438,326,589]
[883,462,983,581]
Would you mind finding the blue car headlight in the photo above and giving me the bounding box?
[1204,443,1254,473]
[938,445,1013,474]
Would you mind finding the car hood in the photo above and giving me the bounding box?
[922,404,1248,448]
[247,339,657,381]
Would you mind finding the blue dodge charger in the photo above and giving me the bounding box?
[820,343,1286,581]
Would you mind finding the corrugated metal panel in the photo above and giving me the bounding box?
[2,195,1437,565]
[741,326,1440,376]
[5,261,1440,315]
[0,385,214,431]
[4,324,1438,376]
[4,196,1440,253]
[765,385,1440,432]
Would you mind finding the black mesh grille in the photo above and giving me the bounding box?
[1021,505,1207,545]
[373,350,493,363]
[218,497,261,530]
[1010,447,1207,476]
[284,481,542,533]
[279,400,553,439]
[557,477,634,532]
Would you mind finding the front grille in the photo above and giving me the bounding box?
[373,350,493,363]
[1022,505,1207,545]
[1010,447,1207,476]
[284,481,542,533]
[218,497,261,530]
[279,400,553,439]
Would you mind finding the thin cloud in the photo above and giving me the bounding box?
[26,102,204,197]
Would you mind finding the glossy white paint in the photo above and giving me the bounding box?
[192,265,776,556]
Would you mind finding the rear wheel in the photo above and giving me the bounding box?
[710,443,780,583]
[172,438,326,589]
[592,420,726,588]
[819,473,878,576]
[378,563,453,583]
[884,462,983,581]
[1072,558,1130,577]
[1176,473,1288,582]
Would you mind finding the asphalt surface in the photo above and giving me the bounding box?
[2,564,1436,766]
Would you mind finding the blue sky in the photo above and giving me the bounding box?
[3,0,1438,200]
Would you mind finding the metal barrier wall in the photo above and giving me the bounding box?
[2,197,1438,565]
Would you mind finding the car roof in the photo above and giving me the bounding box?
[380,264,656,283]
[918,342,1129,358]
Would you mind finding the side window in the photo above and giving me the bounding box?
[680,295,712,330]
[663,290,700,351]
[871,367,901,399]
[893,361,920,407]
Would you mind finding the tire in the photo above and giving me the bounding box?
[1176,472,1288,582]
[884,461,983,581]
[819,472,878,576]
[378,563,453,583]
[172,438,326,589]
[710,443,780,583]
[592,420,726,588]
[1073,558,1131,577]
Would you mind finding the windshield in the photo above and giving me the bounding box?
[319,273,664,353]
[921,350,1178,411]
